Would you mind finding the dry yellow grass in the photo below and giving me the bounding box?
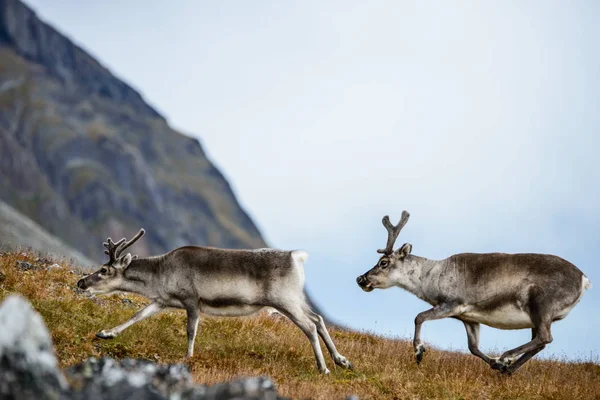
[0,251,598,400]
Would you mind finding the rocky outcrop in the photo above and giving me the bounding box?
[0,295,67,399]
[66,358,283,400]
[0,0,266,262]
[0,295,288,400]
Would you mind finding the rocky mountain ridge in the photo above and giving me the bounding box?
[0,0,266,262]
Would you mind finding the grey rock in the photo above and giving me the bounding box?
[15,260,41,271]
[0,294,68,400]
[66,358,192,400]
[65,358,285,400]
[198,376,282,400]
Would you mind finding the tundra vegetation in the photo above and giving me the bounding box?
[0,251,598,399]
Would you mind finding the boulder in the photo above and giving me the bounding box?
[0,294,67,399]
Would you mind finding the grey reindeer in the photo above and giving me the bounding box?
[356,211,591,375]
[77,229,352,374]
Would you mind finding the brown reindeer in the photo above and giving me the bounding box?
[357,211,591,374]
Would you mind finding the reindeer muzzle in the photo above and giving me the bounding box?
[356,275,374,292]
[76,278,87,290]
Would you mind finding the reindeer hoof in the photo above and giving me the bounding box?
[415,343,426,364]
[320,368,331,375]
[96,330,116,339]
[501,356,515,366]
[490,358,510,374]
[335,356,353,370]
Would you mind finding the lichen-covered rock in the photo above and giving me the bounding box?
[0,294,67,399]
[15,260,42,271]
[66,358,193,400]
[66,358,284,400]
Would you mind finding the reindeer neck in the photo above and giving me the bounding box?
[118,256,163,297]
[395,254,444,303]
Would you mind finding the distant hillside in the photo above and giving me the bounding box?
[0,199,93,266]
[1,251,598,400]
[0,0,265,262]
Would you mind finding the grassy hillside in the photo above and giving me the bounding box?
[0,251,598,400]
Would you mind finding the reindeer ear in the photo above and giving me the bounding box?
[115,253,133,270]
[395,243,412,259]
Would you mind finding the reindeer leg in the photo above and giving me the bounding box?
[185,307,200,358]
[491,289,553,374]
[275,304,330,374]
[96,302,163,339]
[490,321,552,374]
[462,321,492,364]
[413,303,461,364]
[306,309,353,370]
[503,346,546,375]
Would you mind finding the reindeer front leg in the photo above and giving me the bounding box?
[185,307,200,358]
[413,303,461,364]
[96,302,163,339]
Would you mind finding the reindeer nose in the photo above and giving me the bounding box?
[356,275,366,287]
[77,279,86,290]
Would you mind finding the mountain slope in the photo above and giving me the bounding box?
[0,199,93,266]
[0,0,265,262]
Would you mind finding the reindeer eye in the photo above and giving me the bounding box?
[380,260,389,268]
[100,268,108,274]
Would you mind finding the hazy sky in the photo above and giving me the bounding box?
[24,1,599,360]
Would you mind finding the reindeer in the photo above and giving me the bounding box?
[76,229,352,374]
[356,211,591,375]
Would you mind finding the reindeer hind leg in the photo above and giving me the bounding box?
[492,286,553,374]
[273,303,330,374]
[306,308,352,370]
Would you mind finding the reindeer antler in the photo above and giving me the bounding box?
[103,237,126,264]
[377,211,410,255]
[103,229,145,264]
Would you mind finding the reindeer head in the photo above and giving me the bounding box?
[77,229,145,294]
[356,211,412,292]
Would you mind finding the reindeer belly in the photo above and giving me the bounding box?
[199,303,263,317]
[195,276,266,317]
[461,304,534,329]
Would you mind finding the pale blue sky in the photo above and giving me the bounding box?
[24,1,599,360]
